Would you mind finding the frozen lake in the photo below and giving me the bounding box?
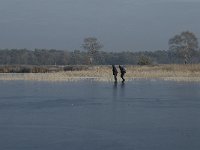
[0,80,200,150]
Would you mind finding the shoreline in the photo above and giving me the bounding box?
[0,64,200,82]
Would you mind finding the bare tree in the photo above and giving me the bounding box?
[82,37,103,64]
[168,31,199,64]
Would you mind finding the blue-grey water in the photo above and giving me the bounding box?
[0,80,200,150]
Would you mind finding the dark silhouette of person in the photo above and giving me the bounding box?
[112,65,118,82]
[119,65,126,82]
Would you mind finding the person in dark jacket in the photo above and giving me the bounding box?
[119,65,126,82]
[112,65,118,82]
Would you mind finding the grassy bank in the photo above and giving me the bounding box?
[0,64,200,82]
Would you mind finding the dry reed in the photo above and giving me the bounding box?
[0,64,200,82]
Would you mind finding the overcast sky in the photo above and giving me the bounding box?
[0,0,200,51]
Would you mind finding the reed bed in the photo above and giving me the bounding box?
[0,64,200,82]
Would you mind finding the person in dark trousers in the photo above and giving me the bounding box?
[119,65,126,82]
[112,65,118,82]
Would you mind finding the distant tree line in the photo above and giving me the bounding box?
[0,48,200,65]
[0,31,199,65]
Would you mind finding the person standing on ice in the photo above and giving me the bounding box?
[112,65,118,82]
[119,65,126,82]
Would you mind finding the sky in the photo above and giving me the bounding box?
[0,0,200,52]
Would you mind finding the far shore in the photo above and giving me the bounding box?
[0,64,200,82]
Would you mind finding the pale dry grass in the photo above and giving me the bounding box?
[0,64,200,82]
